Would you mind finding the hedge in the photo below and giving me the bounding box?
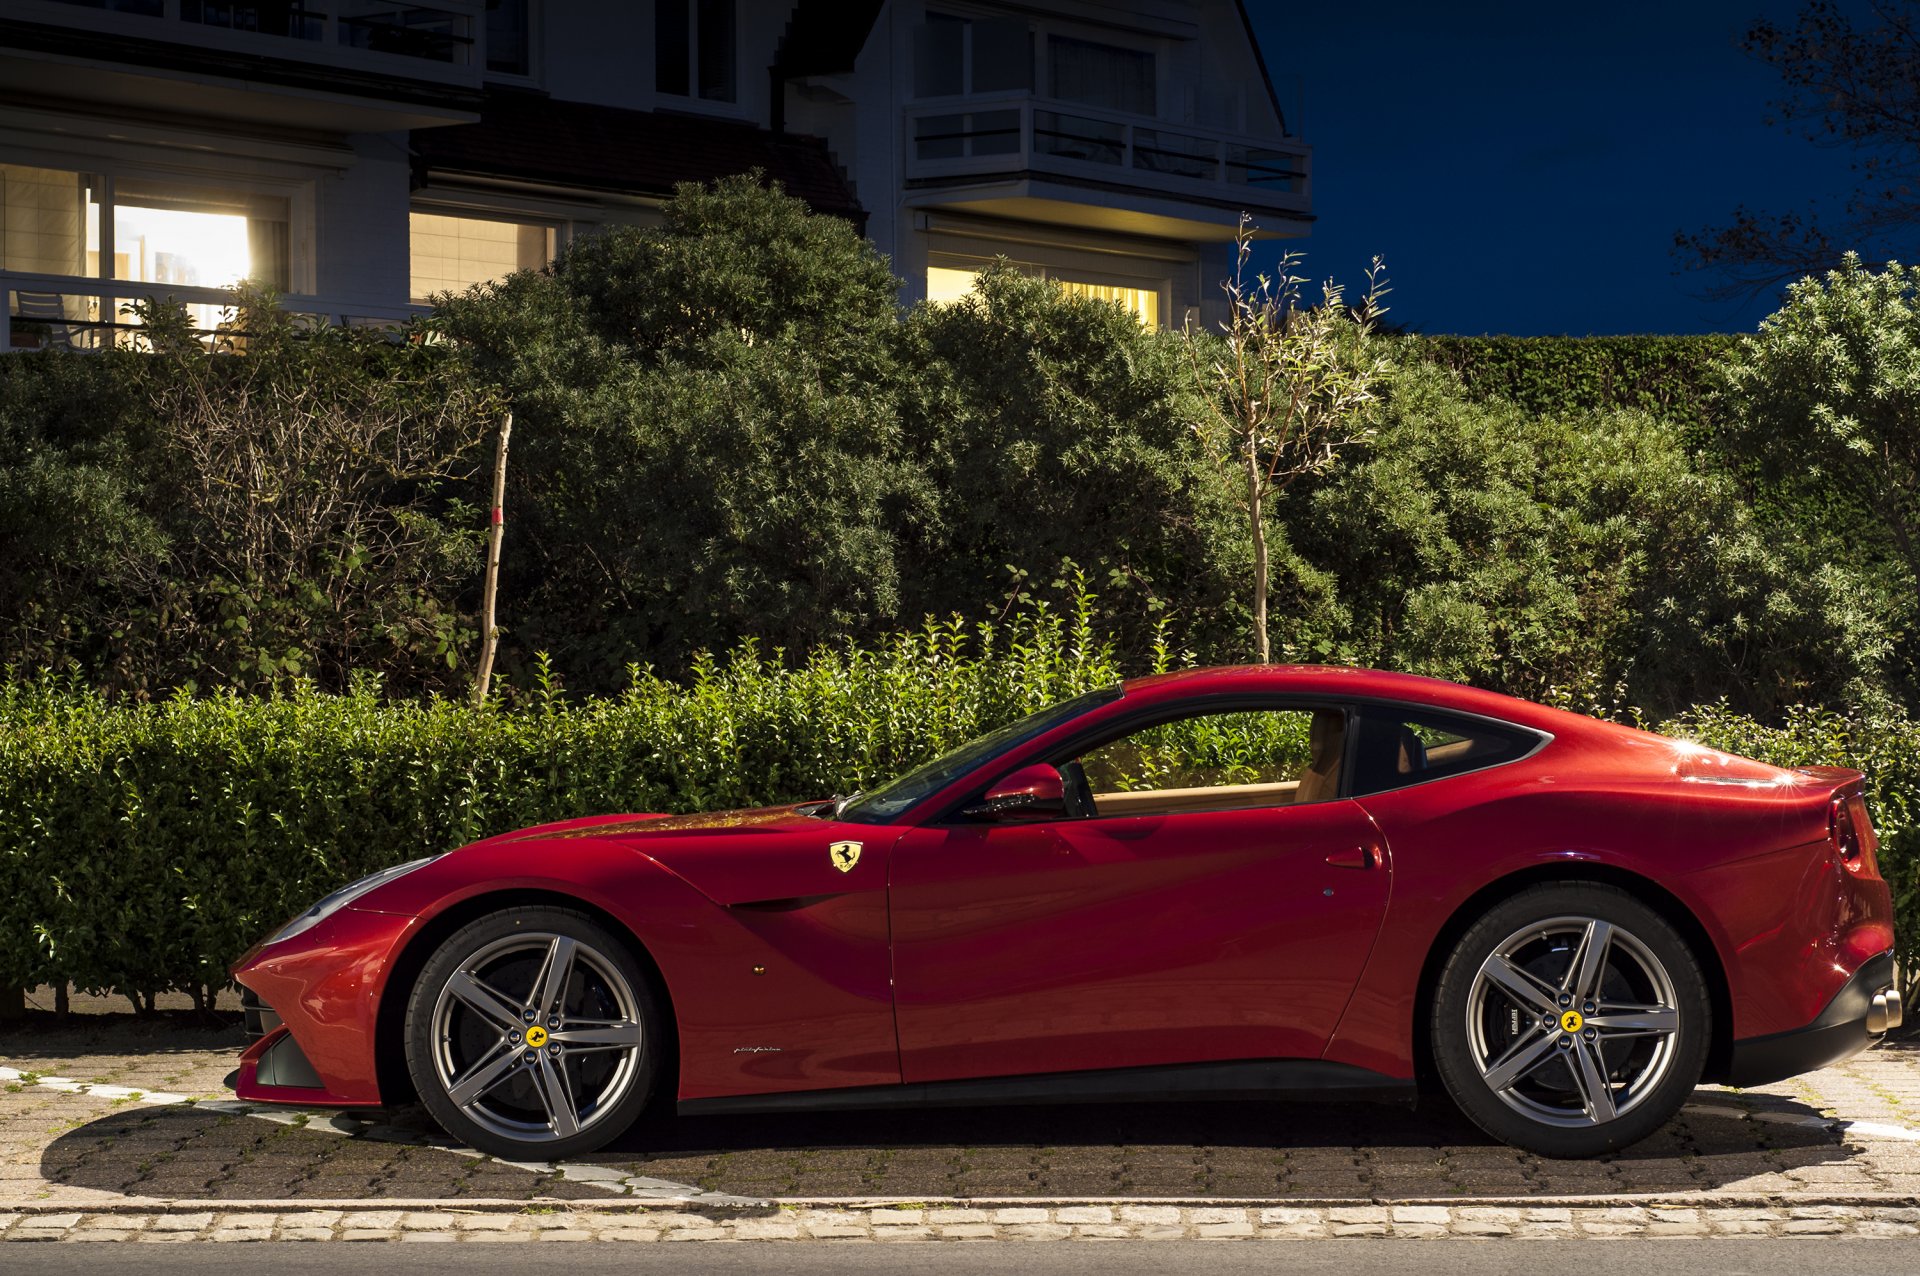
[2,617,1910,1005]
[0,604,1126,1005]
[1412,334,1736,438]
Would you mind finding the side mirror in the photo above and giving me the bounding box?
[963,763,1068,822]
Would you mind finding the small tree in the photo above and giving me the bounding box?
[1717,253,1920,646]
[1184,215,1388,662]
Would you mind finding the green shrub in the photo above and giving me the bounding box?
[0,601,1124,1003]
[1411,334,1735,438]
[1268,361,1888,718]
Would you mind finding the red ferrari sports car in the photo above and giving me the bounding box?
[231,666,1900,1160]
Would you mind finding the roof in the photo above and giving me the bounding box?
[411,92,863,221]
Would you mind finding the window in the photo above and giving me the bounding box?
[925,256,1162,329]
[409,212,553,302]
[656,0,735,102]
[1349,706,1543,797]
[1047,34,1155,115]
[914,12,1032,98]
[1067,706,1347,817]
[3,164,291,341]
[486,0,530,76]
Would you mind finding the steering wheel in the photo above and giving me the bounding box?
[1058,761,1098,819]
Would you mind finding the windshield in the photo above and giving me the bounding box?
[838,687,1122,823]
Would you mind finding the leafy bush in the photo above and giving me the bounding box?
[1712,254,1920,702]
[433,173,929,686]
[1266,361,1888,718]
[897,264,1236,654]
[0,299,491,698]
[1413,334,1734,438]
[0,601,1124,1004]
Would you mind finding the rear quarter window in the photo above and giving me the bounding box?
[1351,704,1543,797]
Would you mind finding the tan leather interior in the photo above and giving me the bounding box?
[1093,780,1301,816]
[1291,709,1347,804]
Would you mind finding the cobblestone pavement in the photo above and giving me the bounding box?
[4,1201,1920,1242]
[2,1011,1918,1210]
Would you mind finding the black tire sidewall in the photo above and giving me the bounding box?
[1430,883,1711,1158]
[403,905,660,1160]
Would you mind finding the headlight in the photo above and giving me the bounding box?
[267,857,436,945]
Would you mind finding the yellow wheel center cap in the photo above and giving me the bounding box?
[1560,1010,1585,1034]
[524,1026,549,1048]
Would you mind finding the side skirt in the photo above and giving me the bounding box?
[677,1059,1416,1118]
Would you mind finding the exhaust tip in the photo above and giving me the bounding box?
[1868,991,1891,1035]
[1888,988,1904,1031]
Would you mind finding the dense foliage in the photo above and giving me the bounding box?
[1713,254,1920,702]
[1413,334,1733,438]
[0,302,489,697]
[0,602,1126,1005]
[1,613,1910,1005]
[1273,360,1887,716]
[0,178,1896,722]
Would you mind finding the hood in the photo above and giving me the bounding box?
[490,802,879,906]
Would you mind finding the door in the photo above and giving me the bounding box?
[888,704,1394,1084]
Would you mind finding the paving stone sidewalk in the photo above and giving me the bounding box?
[5,1201,1920,1242]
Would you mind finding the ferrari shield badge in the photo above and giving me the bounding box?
[829,840,863,873]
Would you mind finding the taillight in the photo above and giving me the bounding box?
[1831,793,1881,875]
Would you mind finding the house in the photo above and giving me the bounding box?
[0,0,1308,349]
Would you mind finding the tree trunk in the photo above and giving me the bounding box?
[1248,449,1270,662]
[473,410,513,708]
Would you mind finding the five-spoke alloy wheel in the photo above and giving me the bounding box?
[405,907,660,1159]
[1432,883,1710,1157]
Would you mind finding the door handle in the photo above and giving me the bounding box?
[1325,844,1378,870]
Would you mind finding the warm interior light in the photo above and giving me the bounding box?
[110,205,252,288]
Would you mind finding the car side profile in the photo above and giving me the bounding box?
[230,666,1900,1160]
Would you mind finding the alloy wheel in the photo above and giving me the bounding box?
[1464,915,1682,1128]
[428,931,646,1145]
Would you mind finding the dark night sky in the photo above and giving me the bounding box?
[1243,1,1869,335]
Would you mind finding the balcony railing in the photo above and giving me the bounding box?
[16,0,484,86]
[1,271,427,354]
[905,94,1311,214]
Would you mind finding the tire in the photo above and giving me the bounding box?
[404,906,660,1160]
[1430,882,1710,1158]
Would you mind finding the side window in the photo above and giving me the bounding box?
[1351,706,1539,796]
[1069,706,1347,817]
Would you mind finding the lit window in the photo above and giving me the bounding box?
[1055,278,1160,328]
[926,265,980,305]
[5,164,291,342]
[926,261,1161,329]
[1,163,87,277]
[409,211,554,301]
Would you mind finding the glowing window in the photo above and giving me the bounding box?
[926,261,1161,329]
[410,212,554,302]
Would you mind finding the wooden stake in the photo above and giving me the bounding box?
[474,410,512,707]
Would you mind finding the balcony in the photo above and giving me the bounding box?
[0,0,486,131]
[2,270,425,353]
[904,93,1311,239]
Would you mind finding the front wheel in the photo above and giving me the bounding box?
[404,906,660,1160]
[1430,883,1710,1158]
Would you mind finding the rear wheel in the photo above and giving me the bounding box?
[1431,883,1709,1157]
[404,906,659,1160]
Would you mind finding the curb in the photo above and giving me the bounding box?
[6,1191,1919,1213]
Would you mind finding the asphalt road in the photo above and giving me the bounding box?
[5,1244,1917,1275]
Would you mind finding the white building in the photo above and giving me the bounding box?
[0,0,1309,349]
